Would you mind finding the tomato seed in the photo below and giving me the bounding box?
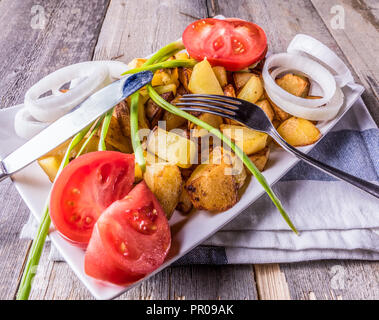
[66,200,75,207]
[71,188,80,195]
[70,214,80,222]
[85,216,92,224]
[120,242,129,256]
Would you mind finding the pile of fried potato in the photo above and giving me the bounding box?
[38,52,322,219]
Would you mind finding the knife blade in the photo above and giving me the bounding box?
[0,71,153,182]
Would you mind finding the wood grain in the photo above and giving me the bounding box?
[281,260,379,300]
[311,0,379,123]
[254,264,291,300]
[0,0,110,300]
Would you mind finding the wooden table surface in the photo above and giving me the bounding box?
[0,0,378,300]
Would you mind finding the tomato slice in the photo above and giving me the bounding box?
[84,181,171,285]
[49,151,135,245]
[182,18,267,71]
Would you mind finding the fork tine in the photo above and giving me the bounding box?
[176,101,237,115]
[182,94,242,105]
[177,105,236,120]
[179,97,239,110]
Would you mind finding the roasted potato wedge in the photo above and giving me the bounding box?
[151,68,178,87]
[210,146,247,188]
[103,115,133,153]
[233,72,253,91]
[276,73,309,97]
[237,74,264,103]
[114,100,131,137]
[146,91,173,127]
[265,93,291,122]
[175,51,190,60]
[277,117,321,147]
[127,58,147,69]
[154,83,177,96]
[249,147,270,172]
[147,127,197,168]
[185,162,238,212]
[178,67,192,92]
[212,66,228,88]
[189,113,223,138]
[256,99,275,122]
[188,59,223,95]
[266,73,310,122]
[38,156,62,182]
[163,111,187,131]
[38,136,100,182]
[223,85,241,125]
[220,124,268,155]
[176,188,193,214]
[223,84,236,98]
[144,163,183,219]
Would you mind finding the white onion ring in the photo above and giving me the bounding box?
[25,62,109,122]
[287,34,354,87]
[263,53,336,108]
[16,60,128,139]
[14,106,49,139]
[265,84,344,121]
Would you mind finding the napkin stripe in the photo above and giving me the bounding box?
[283,129,379,181]
[173,246,228,265]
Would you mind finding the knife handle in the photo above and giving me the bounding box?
[0,162,9,182]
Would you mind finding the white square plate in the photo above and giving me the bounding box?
[0,45,364,300]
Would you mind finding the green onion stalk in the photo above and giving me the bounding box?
[121,59,197,76]
[147,85,298,235]
[16,124,93,300]
[128,40,186,173]
[98,109,113,151]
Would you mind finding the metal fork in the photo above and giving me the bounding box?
[176,94,379,199]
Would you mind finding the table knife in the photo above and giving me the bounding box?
[0,71,153,182]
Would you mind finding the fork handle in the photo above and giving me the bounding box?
[270,131,379,199]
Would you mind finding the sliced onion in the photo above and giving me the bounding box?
[262,51,346,121]
[263,53,336,108]
[265,84,344,121]
[24,62,109,122]
[287,34,354,87]
[17,60,128,138]
[14,106,49,139]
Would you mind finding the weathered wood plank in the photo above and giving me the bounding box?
[167,265,257,300]
[93,0,207,62]
[0,0,110,300]
[0,181,31,299]
[253,264,291,300]
[311,0,379,123]
[281,260,379,300]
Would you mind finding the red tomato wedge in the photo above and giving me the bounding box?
[50,151,135,245]
[84,181,171,285]
[182,18,267,71]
